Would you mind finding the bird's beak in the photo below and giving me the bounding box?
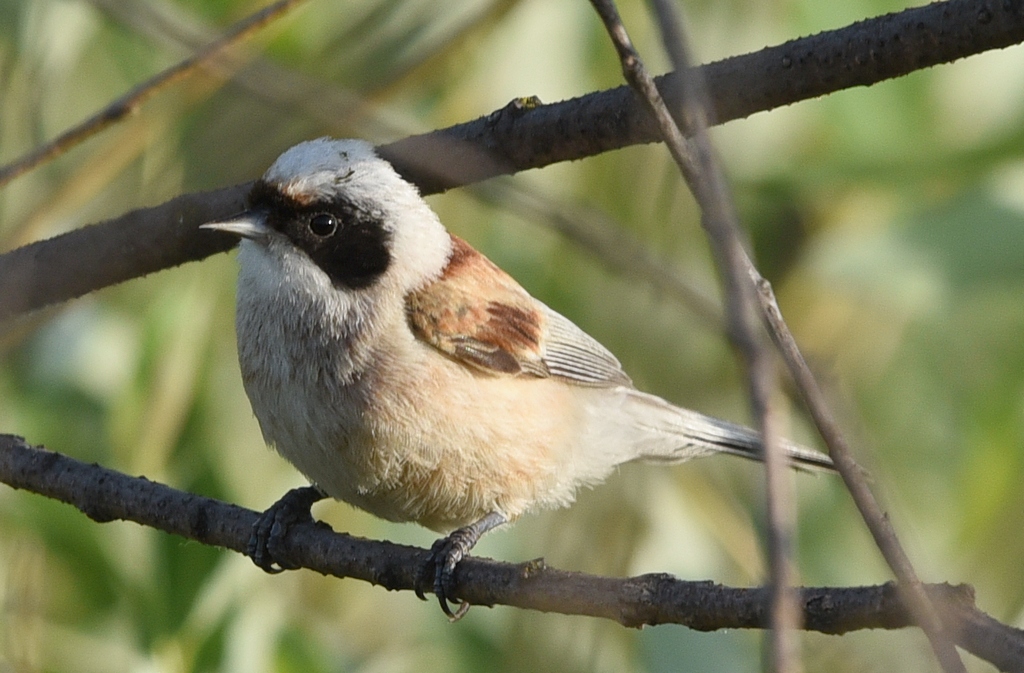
[200,211,271,241]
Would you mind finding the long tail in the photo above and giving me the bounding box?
[621,389,835,473]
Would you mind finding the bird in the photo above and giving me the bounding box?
[201,137,834,620]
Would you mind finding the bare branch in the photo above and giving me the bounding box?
[750,272,975,671]
[1,434,1021,671]
[0,185,250,325]
[380,0,1024,193]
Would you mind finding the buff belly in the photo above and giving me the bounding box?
[243,336,589,532]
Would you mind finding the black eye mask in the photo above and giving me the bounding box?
[249,179,393,291]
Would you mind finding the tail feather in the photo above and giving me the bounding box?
[620,389,835,473]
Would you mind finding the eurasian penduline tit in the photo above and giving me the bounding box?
[201,137,833,619]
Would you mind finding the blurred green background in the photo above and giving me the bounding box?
[2,0,1023,671]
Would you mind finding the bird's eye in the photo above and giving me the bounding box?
[309,213,338,237]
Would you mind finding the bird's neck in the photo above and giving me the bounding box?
[236,240,406,385]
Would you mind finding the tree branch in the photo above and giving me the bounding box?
[0,184,250,325]
[1,434,1022,671]
[2,0,1022,323]
[377,0,1024,192]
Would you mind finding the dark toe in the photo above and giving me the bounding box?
[417,513,506,620]
[424,530,476,620]
[247,510,286,573]
[433,540,465,619]
[246,486,325,573]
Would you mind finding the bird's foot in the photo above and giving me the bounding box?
[415,512,507,621]
[418,529,477,621]
[247,485,326,573]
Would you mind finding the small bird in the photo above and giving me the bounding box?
[202,137,833,619]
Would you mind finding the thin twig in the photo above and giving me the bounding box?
[649,0,809,668]
[640,2,969,671]
[752,272,971,672]
[639,1,969,670]
[1,433,1022,672]
[0,0,309,189]
[91,0,522,141]
[586,1,803,670]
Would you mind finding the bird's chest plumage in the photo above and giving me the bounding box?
[235,279,402,509]
[233,243,591,532]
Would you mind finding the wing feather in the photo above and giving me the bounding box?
[540,306,631,386]
[406,235,631,388]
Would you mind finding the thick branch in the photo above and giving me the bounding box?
[377,0,1024,192]
[1,434,1022,671]
[0,185,250,324]
[2,0,1022,322]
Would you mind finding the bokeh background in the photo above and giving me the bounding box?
[2,0,1023,671]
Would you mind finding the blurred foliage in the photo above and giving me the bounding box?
[1,0,1023,671]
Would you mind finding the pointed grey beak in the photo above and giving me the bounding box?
[200,211,271,241]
